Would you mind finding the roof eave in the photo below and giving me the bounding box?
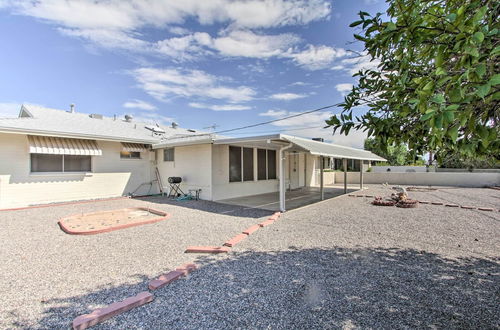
[0,126,158,144]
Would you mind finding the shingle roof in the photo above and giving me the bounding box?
[0,104,197,143]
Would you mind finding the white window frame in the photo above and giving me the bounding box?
[163,148,175,162]
[30,154,93,174]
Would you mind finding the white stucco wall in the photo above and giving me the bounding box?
[155,144,212,200]
[211,144,280,200]
[371,166,429,173]
[335,171,500,187]
[0,133,153,209]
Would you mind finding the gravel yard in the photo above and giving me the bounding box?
[1,186,499,329]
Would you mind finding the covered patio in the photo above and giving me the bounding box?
[214,134,386,212]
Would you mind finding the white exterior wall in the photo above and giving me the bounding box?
[211,144,279,200]
[0,133,153,209]
[156,144,212,200]
[371,166,428,173]
[335,171,500,187]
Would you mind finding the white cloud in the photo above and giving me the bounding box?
[168,26,191,36]
[189,102,251,111]
[289,81,309,86]
[270,93,307,101]
[290,45,347,70]
[335,83,353,95]
[123,99,157,111]
[259,109,288,117]
[340,51,381,75]
[0,102,21,118]
[133,67,256,103]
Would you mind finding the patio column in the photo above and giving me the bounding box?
[359,160,364,190]
[279,143,293,212]
[343,158,348,194]
[320,156,324,200]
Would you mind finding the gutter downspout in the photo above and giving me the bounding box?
[279,142,293,212]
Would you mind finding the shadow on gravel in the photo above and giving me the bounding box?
[22,248,499,329]
[134,196,272,219]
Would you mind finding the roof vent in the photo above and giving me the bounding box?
[312,137,324,142]
[171,122,178,129]
[69,104,75,113]
[145,125,166,134]
[89,114,103,119]
[124,114,133,122]
[187,129,196,133]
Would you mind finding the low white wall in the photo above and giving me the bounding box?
[371,166,428,173]
[156,144,212,200]
[0,133,153,209]
[322,171,336,185]
[335,171,500,187]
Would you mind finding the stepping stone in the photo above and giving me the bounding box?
[224,233,248,247]
[431,202,443,205]
[419,201,431,204]
[445,204,459,207]
[72,291,153,330]
[185,246,230,253]
[242,225,261,235]
[478,207,494,211]
[259,219,274,227]
[175,263,197,275]
[148,271,184,290]
[460,205,475,209]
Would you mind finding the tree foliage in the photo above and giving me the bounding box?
[326,0,499,161]
[364,138,421,165]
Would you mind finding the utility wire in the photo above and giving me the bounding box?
[162,103,339,140]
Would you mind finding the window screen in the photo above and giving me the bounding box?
[243,147,254,181]
[120,151,141,159]
[257,149,267,180]
[229,146,242,182]
[31,154,63,172]
[267,150,277,179]
[163,148,174,161]
[64,155,91,172]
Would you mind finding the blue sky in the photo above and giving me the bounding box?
[0,0,387,147]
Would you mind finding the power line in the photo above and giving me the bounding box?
[162,103,339,141]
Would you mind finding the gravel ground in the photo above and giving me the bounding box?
[1,186,499,329]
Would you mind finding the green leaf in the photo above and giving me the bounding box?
[422,81,434,91]
[490,74,500,86]
[443,111,454,124]
[476,84,491,98]
[465,46,479,57]
[448,126,459,142]
[420,110,435,121]
[475,63,486,77]
[491,46,500,56]
[435,67,446,76]
[472,31,484,43]
[446,104,460,111]
[431,94,445,104]
[435,114,443,129]
[446,13,457,22]
[386,22,397,31]
[473,6,487,24]
[349,20,363,27]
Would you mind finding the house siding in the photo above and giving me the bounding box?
[0,133,153,209]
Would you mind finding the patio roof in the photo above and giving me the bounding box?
[214,134,386,161]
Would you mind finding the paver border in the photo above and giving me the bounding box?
[58,207,171,235]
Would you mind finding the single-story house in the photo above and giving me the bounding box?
[0,105,385,211]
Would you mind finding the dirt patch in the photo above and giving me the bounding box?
[58,207,170,235]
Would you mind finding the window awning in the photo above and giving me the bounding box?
[121,142,147,152]
[28,135,102,156]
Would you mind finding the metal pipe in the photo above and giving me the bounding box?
[279,142,293,212]
[320,156,324,200]
[360,160,364,190]
[343,158,348,194]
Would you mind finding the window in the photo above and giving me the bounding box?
[267,150,277,179]
[243,147,254,181]
[31,154,91,173]
[256,149,277,180]
[163,148,174,162]
[229,146,242,182]
[257,149,267,180]
[120,151,141,159]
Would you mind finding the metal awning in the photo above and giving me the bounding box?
[121,142,147,152]
[28,135,102,156]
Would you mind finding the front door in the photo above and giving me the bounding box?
[289,153,300,190]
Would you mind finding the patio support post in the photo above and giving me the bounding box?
[343,158,348,194]
[320,156,324,200]
[279,143,293,212]
[359,160,364,190]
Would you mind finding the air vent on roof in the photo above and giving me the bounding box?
[89,114,103,119]
[312,137,324,142]
[124,114,133,122]
[187,129,196,133]
[69,104,75,113]
[171,122,178,129]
